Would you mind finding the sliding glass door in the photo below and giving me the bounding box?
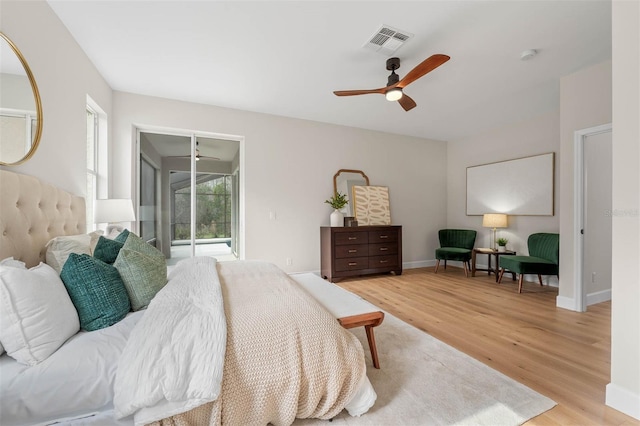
[138,130,240,264]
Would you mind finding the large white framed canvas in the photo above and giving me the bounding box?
[466,152,555,216]
[352,185,391,225]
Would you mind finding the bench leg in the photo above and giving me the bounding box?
[365,325,380,369]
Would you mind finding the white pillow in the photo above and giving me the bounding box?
[0,258,25,355]
[45,232,102,274]
[0,262,80,366]
[0,257,27,269]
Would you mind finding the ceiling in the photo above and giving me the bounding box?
[47,1,611,142]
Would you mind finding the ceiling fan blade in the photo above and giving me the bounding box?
[396,54,450,89]
[333,87,387,97]
[398,93,417,111]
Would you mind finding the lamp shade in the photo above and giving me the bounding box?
[482,213,507,228]
[94,199,136,224]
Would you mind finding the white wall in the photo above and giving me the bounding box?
[446,110,560,268]
[558,61,612,308]
[112,92,448,273]
[0,0,112,196]
[583,132,612,300]
[606,0,640,419]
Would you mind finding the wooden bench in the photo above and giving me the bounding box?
[290,273,384,369]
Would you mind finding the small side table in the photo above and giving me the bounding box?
[472,248,517,282]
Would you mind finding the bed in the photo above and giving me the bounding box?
[0,170,376,425]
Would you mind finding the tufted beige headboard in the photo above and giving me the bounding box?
[0,170,86,267]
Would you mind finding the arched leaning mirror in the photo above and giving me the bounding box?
[333,169,369,217]
[0,32,43,166]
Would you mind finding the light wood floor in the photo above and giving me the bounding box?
[335,266,639,426]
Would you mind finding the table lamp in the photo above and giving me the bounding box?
[95,199,136,235]
[482,213,508,250]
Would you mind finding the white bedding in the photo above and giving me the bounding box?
[0,311,143,426]
[0,258,374,426]
[114,257,226,425]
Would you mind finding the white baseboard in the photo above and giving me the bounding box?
[404,260,435,269]
[587,288,612,305]
[606,383,640,420]
[556,295,578,311]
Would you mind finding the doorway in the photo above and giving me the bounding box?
[574,123,612,311]
[136,128,242,265]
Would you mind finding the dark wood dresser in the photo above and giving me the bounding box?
[320,225,402,282]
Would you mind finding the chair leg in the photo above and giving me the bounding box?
[435,259,440,273]
[518,274,524,293]
[538,274,544,286]
[498,267,505,283]
[444,260,447,270]
[463,261,469,277]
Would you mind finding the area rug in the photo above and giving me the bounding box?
[296,312,556,426]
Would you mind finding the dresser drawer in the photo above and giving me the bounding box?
[334,231,369,245]
[335,244,369,258]
[369,230,398,243]
[335,257,369,272]
[368,243,398,257]
[368,255,399,269]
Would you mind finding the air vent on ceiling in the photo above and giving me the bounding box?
[363,25,413,56]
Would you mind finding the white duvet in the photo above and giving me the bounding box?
[113,257,226,425]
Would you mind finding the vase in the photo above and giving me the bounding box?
[498,245,506,252]
[330,209,344,227]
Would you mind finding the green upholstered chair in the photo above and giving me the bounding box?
[435,229,477,277]
[498,233,559,293]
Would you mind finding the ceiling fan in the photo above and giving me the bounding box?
[168,141,220,161]
[333,54,450,111]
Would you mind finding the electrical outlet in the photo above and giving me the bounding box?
[286,258,292,266]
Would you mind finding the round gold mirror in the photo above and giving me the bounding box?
[0,32,43,166]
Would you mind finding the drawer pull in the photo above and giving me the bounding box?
[379,235,389,239]
[348,249,357,253]
[379,247,389,251]
[348,237,357,240]
[379,260,388,264]
[348,262,358,266]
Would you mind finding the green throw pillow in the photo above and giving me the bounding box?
[93,236,124,264]
[122,233,164,261]
[114,249,167,311]
[113,232,167,311]
[60,253,131,331]
[114,229,131,244]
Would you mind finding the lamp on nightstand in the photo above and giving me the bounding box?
[482,213,507,250]
[95,199,136,235]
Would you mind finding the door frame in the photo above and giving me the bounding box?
[573,122,612,312]
[134,125,245,260]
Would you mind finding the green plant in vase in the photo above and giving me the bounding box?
[325,192,348,210]
[325,192,348,226]
[497,237,508,252]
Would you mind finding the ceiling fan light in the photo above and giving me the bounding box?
[385,88,403,101]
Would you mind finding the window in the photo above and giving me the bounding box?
[86,107,98,230]
[172,174,232,241]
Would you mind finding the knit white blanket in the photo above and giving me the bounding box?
[114,257,226,425]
